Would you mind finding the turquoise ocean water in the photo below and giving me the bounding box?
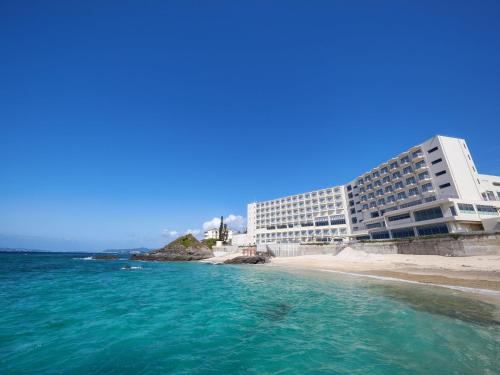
[0,252,499,374]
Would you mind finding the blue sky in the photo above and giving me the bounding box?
[1,1,499,251]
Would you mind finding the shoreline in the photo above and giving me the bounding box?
[264,252,500,296]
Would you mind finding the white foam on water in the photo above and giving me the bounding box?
[318,269,500,297]
[73,256,94,260]
[121,266,142,270]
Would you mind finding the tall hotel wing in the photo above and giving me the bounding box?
[246,135,500,245]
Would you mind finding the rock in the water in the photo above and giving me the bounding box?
[93,255,119,260]
[223,256,268,264]
[130,234,213,262]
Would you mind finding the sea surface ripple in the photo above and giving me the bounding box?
[0,252,499,374]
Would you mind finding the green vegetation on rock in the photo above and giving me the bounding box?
[130,234,213,262]
[202,238,217,249]
[161,234,206,251]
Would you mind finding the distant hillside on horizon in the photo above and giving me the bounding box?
[0,247,62,253]
[101,247,151,254]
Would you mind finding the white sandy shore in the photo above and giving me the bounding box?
[202,247,500,294]
[267,249,500,293]
[200,252,243,264]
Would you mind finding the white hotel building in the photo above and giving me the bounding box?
[247,135,500,245]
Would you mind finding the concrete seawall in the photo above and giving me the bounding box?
[257,234,500,257]
[349,233,500,257]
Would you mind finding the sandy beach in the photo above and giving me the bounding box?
[265,249,500,294]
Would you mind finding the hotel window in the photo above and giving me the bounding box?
[367,184,373,190]
[418,171,430,180]
[397,192,407,200]
[387,195,395,203]
[428,146,438,153]
[368,192,375,199]
[395,182,404,189]
[373,171,380,178]
[435,170,447,177]
[363,204,369,210]
[388,213,411,222]
[377,198,385,205]
[392,171,401,179]
[406,177,416,185]
[331,216,346,225]
[400,156,410,164]
[458,203,475,213]
[409,187,419,196]
[414,207,443,222]
[422,183,433,192]
[385,186,393,193]
[376,189,384,196]
[390,162,398,169]
[372,231,390,239]
[476,205,498,215]
[381,167,389,174]
[417,224,448,236]
[382,176,391,184]
[403,166,413,175]
[439,183,451,189]
[412,149,423,158]
[391,227,415,238]
[431,158,442,165]
[415,160,426,169]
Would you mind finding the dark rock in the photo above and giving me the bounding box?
[130,234,213,262]
[93,255,119,260]
[223,256,269,264]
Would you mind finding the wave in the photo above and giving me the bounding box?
[121,266,142,270]
[73,256,94,260]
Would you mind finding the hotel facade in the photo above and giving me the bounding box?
[246,136,500,245]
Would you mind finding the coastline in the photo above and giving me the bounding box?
[264,253,500,295]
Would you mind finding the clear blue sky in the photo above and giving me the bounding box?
[1,1,499,251]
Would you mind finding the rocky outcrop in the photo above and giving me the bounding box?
[130,234,213,262]
[93,255,119,260]
[223,255,269,264]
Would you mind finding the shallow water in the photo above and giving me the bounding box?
[0,252,499,374]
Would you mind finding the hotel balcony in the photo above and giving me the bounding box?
[415,163,428,171]
[412,152,425,161]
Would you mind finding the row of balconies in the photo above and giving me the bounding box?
[355,148,425,186]
[257,204,343,215]
[256,196,343,210]
[356,166,429,192]
[255,191,343,208]
[256,216,346,227]
[357,170,429,194]
[256,199,343,212]
[256,229,347,237]
[353,192,438,220]
[256,209,344,220]
[358,180,434,202]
